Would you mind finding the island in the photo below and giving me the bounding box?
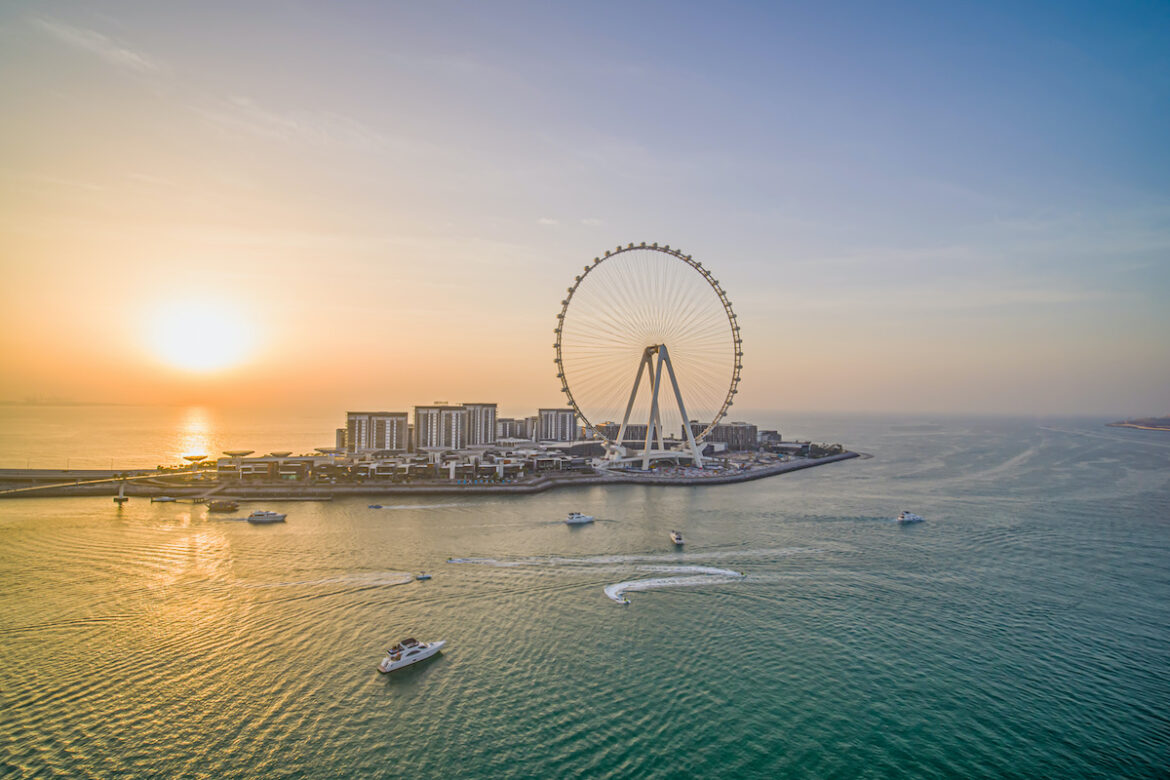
[0,448,859,500]
[1106,416,1170,432]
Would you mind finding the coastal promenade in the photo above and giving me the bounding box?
[0,453,858,499]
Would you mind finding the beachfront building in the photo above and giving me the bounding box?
[687,420,759,451]
[592,422,657,446]
[500,416,539,441]
[538,408,577,442]
[464,403,497,446]
[496,417,520,439]
[414,403,468,450]
[346,411,410,453]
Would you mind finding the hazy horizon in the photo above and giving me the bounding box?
[2,1,1168,417]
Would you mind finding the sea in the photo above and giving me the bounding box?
[1,408,1167,778]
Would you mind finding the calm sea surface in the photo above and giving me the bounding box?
[1,411,1168,778]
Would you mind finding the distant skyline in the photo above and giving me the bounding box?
[1,1,1168,416]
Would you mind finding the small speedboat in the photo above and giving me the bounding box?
[378,638,445,673]
[369,504,383,509]
[565,512,595,525]
[895,511,924,524]
[415,572,432,581]
[670,530,684,545]
[151,496,176,503]
[246,510,287,524]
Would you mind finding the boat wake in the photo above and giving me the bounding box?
[250,571,415,588]
[445,550,808,604]
[604,569,745,604]
[446,547,817,569]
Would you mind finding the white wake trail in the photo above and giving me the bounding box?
[605,568,746,604]
[446,555,757,604]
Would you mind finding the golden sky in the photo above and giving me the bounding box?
[2,3,1168,416]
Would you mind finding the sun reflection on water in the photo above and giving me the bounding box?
[174,407,215,465]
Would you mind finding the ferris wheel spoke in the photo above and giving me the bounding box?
[556,244,741,454]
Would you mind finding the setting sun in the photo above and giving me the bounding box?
[147,301,255,372]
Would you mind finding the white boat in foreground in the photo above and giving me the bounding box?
[378,638,445,673]
[670,530,685,545]
[895,511,924,524]
[246,510,287,524]
[565,512,595,525]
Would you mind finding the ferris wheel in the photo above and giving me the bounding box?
[554,242,743,468]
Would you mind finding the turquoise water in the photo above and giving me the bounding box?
[1,416,1167,777]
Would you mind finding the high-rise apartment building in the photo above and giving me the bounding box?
[538,408,577,442]
[463,403,497,446]
[414,404,468,450]
[496,417,519,439]
[497,416,539,441]
[346,412,410,453]
[686,420,759,451]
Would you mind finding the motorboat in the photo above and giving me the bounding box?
[378,638,445,673]
[895,511,924,524]
[207,500,240,513]
[246,510,287,524]
[369,504,383,509]
[565,512,595,525]
[151,496,176,503]
[670,530,684,545]
[415,572,432,581]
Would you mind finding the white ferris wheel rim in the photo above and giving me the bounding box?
[553,242,743,444]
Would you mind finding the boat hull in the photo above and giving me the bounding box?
[378,640,445,673]
[247,512,286,524]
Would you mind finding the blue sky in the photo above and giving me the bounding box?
[1,1,1167,414]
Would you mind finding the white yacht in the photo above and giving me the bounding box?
[565,512,595,525]
[246,510,287,524]
[378,638,446,673]
[895,511,924,524]
[670,530,685,545]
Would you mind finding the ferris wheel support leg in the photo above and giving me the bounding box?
[642,347,668,470]
[613,347,655,461]
[659,345,704,468]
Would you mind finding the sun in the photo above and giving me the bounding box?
[147,300,255,372]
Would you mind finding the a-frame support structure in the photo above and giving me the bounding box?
[610,344,704,470]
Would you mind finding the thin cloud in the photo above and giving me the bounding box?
[537,217,559,226]
[32,18,158,74]
[580,218,603,227]
[194,96,409,155]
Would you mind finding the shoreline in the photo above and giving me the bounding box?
[0,452,859,499]
[1105,422,1170,432]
